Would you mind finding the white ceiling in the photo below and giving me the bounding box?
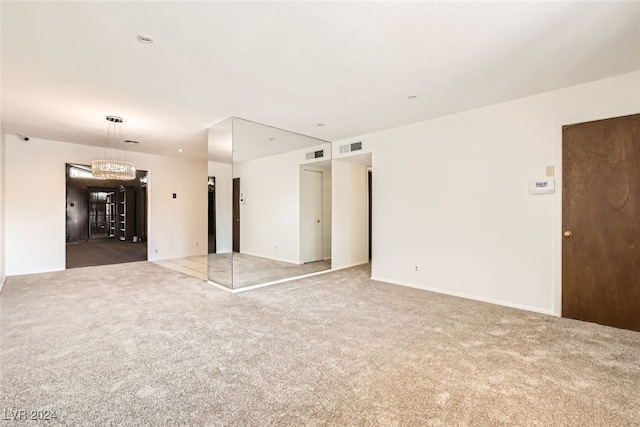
[2,1,639,159]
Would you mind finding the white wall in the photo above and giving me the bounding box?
[208,161,232,253]
[234,150,301,263]
[331,157,370,270]
[233,144,331,264]
[0,131,5,291]
[5,135,207,275]
[333,71,640,315]
[0,10,4,291]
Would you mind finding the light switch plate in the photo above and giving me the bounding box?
[545,166,555,177]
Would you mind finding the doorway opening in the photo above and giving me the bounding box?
[65,163,148,269]
[208,176,216,253]
[232,177,240,253]
[333,152,372,271]
[300,167,325,264]
[88,190,114,240]
[368,168,372,261]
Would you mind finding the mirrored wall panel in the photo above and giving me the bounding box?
[208,117,332,290]
[207,118,233,286]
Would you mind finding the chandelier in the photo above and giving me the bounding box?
[91,115,136,180]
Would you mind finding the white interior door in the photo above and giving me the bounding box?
[300,169,323,263]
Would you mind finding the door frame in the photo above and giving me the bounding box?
[553,109,637,317]
[63,163,151,268]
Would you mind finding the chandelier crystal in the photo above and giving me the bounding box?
[91,116,136,180]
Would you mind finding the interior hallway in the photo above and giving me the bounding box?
[66,240,147,269]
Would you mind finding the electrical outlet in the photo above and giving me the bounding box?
[414,265,419,272]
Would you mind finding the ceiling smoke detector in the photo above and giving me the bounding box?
[137,34,154,44]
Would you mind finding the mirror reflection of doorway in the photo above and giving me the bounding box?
[232,177,240,253]
[300,168,324,263]
[208,176,216,254]
[65,163,148,269]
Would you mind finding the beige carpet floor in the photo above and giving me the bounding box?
[1,262,639,426]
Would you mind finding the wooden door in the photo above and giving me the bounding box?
[232,178,240,253]
[562,114,640,331]
[300,169,323,263]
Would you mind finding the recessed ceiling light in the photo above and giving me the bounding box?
[317,123,325,127]
[137,34,154,44]
[408,95,418,100]
[178,149,183,153]
[124,140,140,144]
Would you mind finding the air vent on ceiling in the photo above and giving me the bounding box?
[340,141,362,153]
[305,149,325,160]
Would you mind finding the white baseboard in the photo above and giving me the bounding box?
[207,280,233,293]
[239,251,299,265]
[370,275,556,317]
[208,268,334,294]
[0,276,6,295]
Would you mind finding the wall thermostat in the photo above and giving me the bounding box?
[529,179,555,194]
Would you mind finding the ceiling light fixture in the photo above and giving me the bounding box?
[137,34,154,44]
[91,116,136,180]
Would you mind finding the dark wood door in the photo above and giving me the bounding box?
[368,170,372,260]
[232,178,240,253]
[562,114,640,332]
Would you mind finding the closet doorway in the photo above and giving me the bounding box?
[65,163,148,269]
